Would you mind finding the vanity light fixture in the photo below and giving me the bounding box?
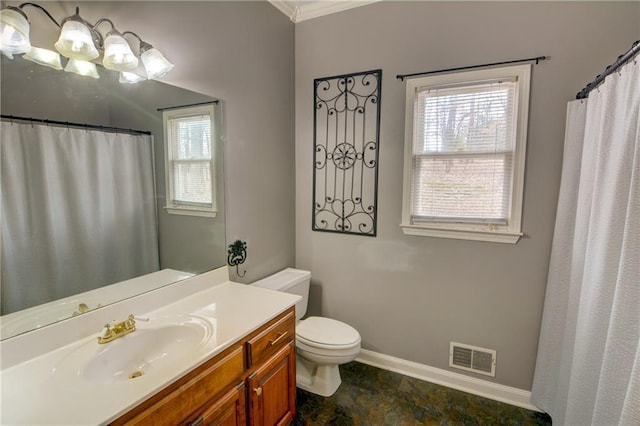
[0,2,173,82]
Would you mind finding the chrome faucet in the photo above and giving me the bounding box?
[97,314,136,344]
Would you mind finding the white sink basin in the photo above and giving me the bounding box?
[54,316,215,384]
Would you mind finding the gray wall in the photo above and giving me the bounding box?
[1,55,225,274]
[295,1,639,390]
[136,1,297,281]
[2,1,297,282]
[93,0,296,279]
[107,80,226,274]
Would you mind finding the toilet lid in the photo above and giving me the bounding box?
[296,316,360,346]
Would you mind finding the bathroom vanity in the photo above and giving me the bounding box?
[0,267,300,425]
[112,307,296,425]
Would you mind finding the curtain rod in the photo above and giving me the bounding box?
[156,100,219,112]
[396,56,547,81]
[0,114,152,135]
[576,40,640,100]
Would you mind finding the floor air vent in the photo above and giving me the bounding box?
[449,342,496,377]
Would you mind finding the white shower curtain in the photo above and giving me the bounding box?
[1,122,159,314]
[531,59,639,424]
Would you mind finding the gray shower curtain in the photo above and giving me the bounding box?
[1,122,160,314]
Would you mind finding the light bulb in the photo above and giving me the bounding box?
[103,32,138,71]
[0,7,31,56]
[24,47,63,70]
[119,71,145,84]
[141,47,173,79]
[64,58,99,78]
[55,18,98,61]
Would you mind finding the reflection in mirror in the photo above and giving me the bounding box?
[0,57,226,340]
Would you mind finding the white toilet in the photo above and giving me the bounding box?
[251,268,361,397]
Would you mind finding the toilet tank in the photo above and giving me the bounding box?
[251,268,310,321]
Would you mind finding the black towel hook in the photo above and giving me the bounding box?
[227,240,247,278]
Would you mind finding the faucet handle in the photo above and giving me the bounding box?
[98,324,111,339]
[124,315,136,328]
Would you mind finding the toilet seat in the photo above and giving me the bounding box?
[296,316,361,350]
[296,338,361,359]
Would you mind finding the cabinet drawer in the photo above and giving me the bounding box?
[184,382,246,426]
[246,310,295,368]
[112,345,245,425]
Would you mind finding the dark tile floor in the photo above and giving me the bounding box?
[293,362,552,425]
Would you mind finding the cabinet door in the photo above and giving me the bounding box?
[185,382,246,426]
[247,341,296,426]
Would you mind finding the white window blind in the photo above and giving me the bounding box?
[163,104,217,217]
[168,114,212,206]
[400,64,531,243]
[412,79,516,224]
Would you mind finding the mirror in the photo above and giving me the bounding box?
[0,57,226,340]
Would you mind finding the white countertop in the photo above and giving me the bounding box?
[0,272,300,425]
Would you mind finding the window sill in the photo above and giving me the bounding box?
[165,206,217,218]
[400,224,522,244]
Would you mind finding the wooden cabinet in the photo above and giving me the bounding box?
[186,382,246,426]
[112,346,245,426]
[111,307,296,426]
[247,342,296,426]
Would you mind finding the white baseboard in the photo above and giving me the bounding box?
[355,349,542,412]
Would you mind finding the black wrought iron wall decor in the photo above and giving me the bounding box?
[227,240,247,277]
[313,69,382,236]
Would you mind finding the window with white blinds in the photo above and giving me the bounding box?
[401,65,531,243]
[163,104,217,217]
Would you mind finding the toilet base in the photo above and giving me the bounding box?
[295,357,342,397]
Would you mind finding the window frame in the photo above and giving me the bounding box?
[400,64,531,243]
[163,103,217,218]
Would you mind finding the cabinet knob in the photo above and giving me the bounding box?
[254,387,263,396]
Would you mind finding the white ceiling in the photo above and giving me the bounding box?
[268,0,382,23]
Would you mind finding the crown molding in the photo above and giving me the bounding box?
[268,0,298,21]
[268,0,382,23]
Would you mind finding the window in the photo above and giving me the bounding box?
[163,104,217,217]
[401,65,531,243]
